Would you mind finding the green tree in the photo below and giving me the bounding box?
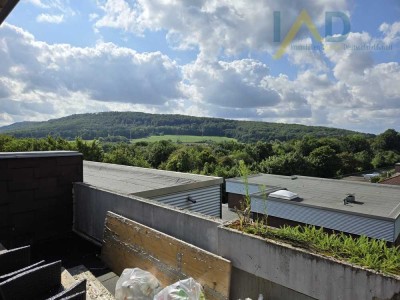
[307,146,339,178]
[337,152,358,175]
[342,134,371,153]
[259,152,310,176]
[0,135,15,151]
[372,129,400,152]
[371,151,400,168]
[73,138,104,161]
[165,148,193,172]
[248,141,273,161]
[146,140,177,168]
[103,145,150,167]
[354,151,373,171]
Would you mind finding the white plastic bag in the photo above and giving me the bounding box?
[154,277,205,300]
[115,268,162,300]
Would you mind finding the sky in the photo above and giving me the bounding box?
[0,0,399,134]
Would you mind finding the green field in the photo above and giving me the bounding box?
[131,135,237,143]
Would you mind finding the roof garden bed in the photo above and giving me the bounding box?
[227,219,400,276]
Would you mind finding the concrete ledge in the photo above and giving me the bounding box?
[217,225,400,300]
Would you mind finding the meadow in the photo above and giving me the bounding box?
[131,135,237,143]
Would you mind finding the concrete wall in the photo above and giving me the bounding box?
[73,183,221,254]
[230,267,315,300]
[0,152,83,248]
[218,226,400,300]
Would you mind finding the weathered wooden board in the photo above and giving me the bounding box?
[101,212,231,300]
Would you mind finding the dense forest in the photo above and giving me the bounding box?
[1,128,399,180]
[0,112,370,143]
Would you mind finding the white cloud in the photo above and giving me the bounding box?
[380,22,400,45]
[95,0,349,61]
[183,59,281,108]
[30,0,76,22]
[286,38,328,72]
[27,0,50,9]
[36,14,64,24]
[89,13,99,22]
[0,24,186,124]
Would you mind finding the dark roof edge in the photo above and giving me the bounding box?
[0,151,82,159]
[0,0,20,25]
[132,178,224,198]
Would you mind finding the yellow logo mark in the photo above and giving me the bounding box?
[274,10,323,59]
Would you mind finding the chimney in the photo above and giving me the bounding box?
[396,163,400,173]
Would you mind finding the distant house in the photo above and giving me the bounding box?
[226,174,400,244]
[380,163,400,186]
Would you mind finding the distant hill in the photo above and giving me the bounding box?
[0,112,373,143]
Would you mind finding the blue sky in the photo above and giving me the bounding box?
[0,0,399,134]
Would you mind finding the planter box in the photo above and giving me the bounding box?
[218,224,400,300]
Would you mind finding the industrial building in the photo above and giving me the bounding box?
[226,174,400,243]
[83,161,223,217]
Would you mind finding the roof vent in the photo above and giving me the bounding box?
[269,190,298,200]
[343,194,355,205]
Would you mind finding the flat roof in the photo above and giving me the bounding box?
[0,151,82,159]
[227,174,400,220]
[84,161,223,198]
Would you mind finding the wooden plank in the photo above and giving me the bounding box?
[101,212,231,300]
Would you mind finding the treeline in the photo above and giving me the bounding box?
[1,129,399,179]
[0,111,368,143]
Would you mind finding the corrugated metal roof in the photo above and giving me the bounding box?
[83,161,223,197]
[227,174,400,220]
[151,185,221,217]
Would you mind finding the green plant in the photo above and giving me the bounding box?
[230,218,400,275]
[235,160,252,230]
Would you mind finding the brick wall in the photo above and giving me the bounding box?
[0,151,83,248]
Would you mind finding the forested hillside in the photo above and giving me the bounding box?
[0,112,369,142]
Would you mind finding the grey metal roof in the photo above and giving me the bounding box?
[227,174,400,220]
[83,161,223,197]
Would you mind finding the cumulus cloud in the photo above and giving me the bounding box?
[29,0,77,22]
[380,22,400,45]
[183,59,281,108]
[36,14,64,24]
[0,24,186,124]
[95,0,349,60]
